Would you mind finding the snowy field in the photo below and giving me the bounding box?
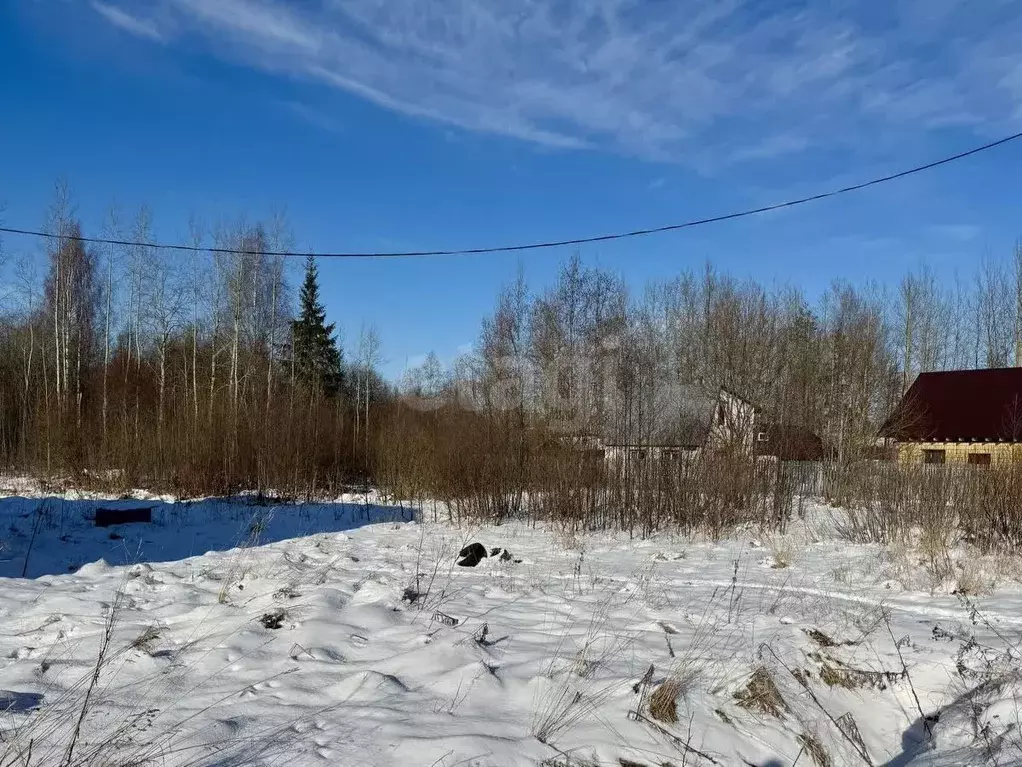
[1,489,1021,766]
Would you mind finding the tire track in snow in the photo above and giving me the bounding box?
[675,578,1022,626]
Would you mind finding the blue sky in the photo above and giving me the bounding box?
[3,1,1022,378]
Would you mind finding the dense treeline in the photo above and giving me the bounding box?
[411,247,1022,471]
[0,186,389,496]
[3,184,1022,523]
[391,241,1022,532]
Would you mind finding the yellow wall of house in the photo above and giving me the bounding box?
[897,442,1022,466]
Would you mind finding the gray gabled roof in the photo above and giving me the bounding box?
[603,383,719,448]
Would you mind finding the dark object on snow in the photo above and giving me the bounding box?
[260,610,286,630]
[458,543,521,567]
[490,547,521,563]
[94,505,154,528]
[457,542,488,567]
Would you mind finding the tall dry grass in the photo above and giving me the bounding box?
[826,462,1022,554]
[375,405,798,539]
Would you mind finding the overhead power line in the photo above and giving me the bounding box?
[2,130,1021,258]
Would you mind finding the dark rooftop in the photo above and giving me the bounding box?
[879,368,1022,442]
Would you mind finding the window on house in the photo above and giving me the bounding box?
[757,432,768,442]
[967,453,992,467]
[923,449,946,465]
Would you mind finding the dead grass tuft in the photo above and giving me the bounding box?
[734,667,788,719]
[797,731,831,767]
[646,678,681,724]
[818,662,856,690]
[814,656,903,691]
[766,535,796,569]
[129,624,162,655]
[804,628,836,648]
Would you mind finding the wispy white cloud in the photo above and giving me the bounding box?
[174,0,319,51]
[281,101,342,133]
[81,1,1022,163]
[729,133,810,164]
[90,2,164,42]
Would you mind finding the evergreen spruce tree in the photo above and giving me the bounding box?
[293,256,343,396]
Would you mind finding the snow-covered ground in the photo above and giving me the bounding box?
[1,490,1021,766]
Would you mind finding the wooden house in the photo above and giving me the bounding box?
[879,368,1022,466]
[601,385,757,466]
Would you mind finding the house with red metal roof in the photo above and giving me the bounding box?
[878,368,1022,466]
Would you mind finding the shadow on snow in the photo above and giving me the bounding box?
[0,496,418,579]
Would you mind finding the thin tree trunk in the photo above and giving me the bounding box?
[102,262,111,447]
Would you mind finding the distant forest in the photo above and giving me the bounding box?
[1,183,1020,500]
